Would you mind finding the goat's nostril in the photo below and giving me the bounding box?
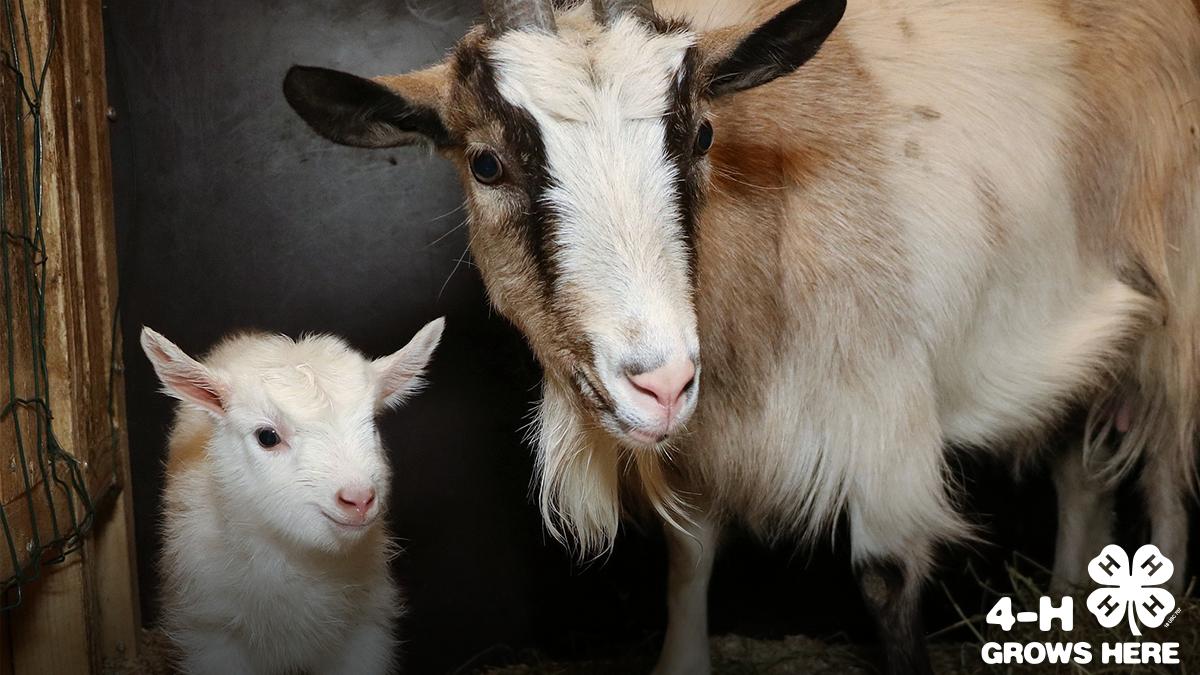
[627,376,659,401]
[681,373,697,394]
[626,358,697,409]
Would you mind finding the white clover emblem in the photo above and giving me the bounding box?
[1086,544,1175,636]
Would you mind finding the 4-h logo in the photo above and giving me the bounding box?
[981,545,1183,666]
[1086,544,1176,636]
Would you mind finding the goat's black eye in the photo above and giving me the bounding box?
[695,119,714,154]
[469,149,503,184]
[255,428,281,449]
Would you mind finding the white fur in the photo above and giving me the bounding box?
[492,16,702,445]
[142,319,443,675]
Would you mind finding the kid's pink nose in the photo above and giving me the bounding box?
[627,358,696,413]
[336,485,376,521]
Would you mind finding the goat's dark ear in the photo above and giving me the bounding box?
[705,0,846,97]
[283,65,451,148]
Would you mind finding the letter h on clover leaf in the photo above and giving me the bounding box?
[1086,544,1175,637]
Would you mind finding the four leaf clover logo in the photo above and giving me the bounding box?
[1086,544,1175,636]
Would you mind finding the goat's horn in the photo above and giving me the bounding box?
[590,0,654,25]
[483,0,557,34]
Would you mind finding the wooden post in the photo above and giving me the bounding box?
[0,0,139,671]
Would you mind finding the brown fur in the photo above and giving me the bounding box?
[974,172,1006,249]
[376,63,453,113]
[691,28,929,532]
[165,410,211,477]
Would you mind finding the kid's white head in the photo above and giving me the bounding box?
[141,319,444,552]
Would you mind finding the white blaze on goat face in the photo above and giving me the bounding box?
[489,18,700,447]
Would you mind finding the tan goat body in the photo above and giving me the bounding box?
[283,0,1200,671]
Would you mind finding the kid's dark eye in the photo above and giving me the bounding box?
[469,149,503,184]
[255,428,281,449]
[695,119,714,154]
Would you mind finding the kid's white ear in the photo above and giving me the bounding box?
[373,317,445,411]
[140,327,227,416]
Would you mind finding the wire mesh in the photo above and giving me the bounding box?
[0,0,95,611]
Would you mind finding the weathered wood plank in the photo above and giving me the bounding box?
[0,0,139,671]
[69,0,141,662]
[9,555,91,675]
[4,0,94,669]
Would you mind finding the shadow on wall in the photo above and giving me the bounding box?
[103,0,1197,672]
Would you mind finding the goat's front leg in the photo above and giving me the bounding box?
[1050,439,1115,594]
[1141,449,1191,593]
[849,420,953,675]
[652,509,720,675]
[855,552,933,675]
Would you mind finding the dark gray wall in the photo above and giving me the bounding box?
[104,1,573,670]
[103,1,1195,673]
[104,2,681,671]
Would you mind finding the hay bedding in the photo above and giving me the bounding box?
[103,631,956,674]
[481,588,1200,675]
[478,624,1196,675]
[106,629,1195,674]
[105,571,1199,675]
[105,612,1199,675]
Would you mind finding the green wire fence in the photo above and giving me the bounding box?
[0,0,95,611]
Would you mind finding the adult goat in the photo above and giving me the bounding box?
[283,0,1200,671]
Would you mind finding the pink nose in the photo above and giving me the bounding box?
[336,485,376,521]
[627,358,696,414]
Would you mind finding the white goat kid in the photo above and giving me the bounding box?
[283,0,1200,672]
[142,319,443,675]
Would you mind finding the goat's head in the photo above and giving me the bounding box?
[142,321,443,553]
[284,0,843,447]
